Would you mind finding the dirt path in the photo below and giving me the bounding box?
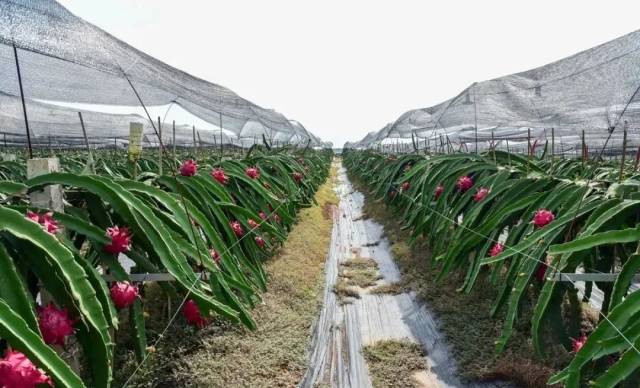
[301,163,509,388]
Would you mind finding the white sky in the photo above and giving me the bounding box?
[57,0,640,147]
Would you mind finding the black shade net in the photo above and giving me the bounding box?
[0,0,325,148]
[348,30,640,156]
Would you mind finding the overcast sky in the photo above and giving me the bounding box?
[57,0,639,147]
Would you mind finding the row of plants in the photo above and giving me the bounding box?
[0,146,331,387]
[343,149,640,387]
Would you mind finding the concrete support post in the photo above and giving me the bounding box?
[27,158,64,213]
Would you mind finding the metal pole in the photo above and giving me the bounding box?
[78,112,95,173]
[157,116,163,175]
[172,120,176,161]
[13,43,33,159]
[491,130,496,163]
[192,125,197,159]
[219,110,223,159]
[551,127,555,171]
[473,86,478,154]
[581,130,586,168]
[619,121,628,182]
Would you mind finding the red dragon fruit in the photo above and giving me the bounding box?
[473,187,490,202]
[38,303,75,346]
[104,226,132,254]
[571,335,588,352]
[109,282,139,309]
[40,213,59,234]
[401,182,410,192]
[25,211,39,224]
[245,166,260,179]
[535,263,548,282]
[293,172,303,184]
[273,214,282,223]
[211,168,229,185]
[248,219,259,230]
[179,160,197,177]
[182,299,208,328]
[254,236,266,248]
[0,350,52,387]
[533,209,555,228]
[258,211,268,221]
[209,249,221,265]
[456,176,474,192]
[489,243,504,257]
[434,184,444,199]
[26,211,59,234]
[230,221,244,237]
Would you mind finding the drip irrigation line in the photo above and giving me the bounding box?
[390,184,640,357]
[121,186,303,387]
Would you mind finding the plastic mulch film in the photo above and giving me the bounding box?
[350,30,640,156]
[0,0,324,148]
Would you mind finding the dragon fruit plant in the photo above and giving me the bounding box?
[342,149,640,386]
[0,150,332,386]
